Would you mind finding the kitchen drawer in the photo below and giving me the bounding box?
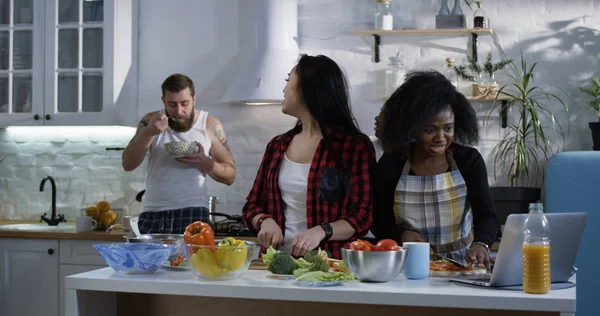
[59,240,111,265]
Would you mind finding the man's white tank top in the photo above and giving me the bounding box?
[144,109,212,212]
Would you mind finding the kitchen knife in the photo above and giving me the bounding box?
[431,253,469,269]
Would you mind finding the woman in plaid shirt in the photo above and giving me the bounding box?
[242,55,376,260]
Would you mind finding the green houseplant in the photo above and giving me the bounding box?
[486,53,568,224]
[579,76,600,149]
[451,53,511,98]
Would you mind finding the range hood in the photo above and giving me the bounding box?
[222,0,299,105]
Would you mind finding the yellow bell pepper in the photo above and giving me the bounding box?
[190,248,225,278]
[216,237,248,272]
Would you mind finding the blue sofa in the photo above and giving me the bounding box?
[544,151,600,316]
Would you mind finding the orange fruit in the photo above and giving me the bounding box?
[99,211,117,226]
[86,206,101,221]
[96,200,111,212]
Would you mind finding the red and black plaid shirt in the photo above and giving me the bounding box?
[242,125,376,259]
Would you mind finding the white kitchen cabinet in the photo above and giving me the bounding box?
[0,238,60,316]
[59,239,109,265]
[0,0,137,127]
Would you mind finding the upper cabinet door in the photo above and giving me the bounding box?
[0,0,136,127]
[44,0,115,126]
[0,0,45,126]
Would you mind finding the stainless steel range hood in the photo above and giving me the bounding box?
[221,0,299,105]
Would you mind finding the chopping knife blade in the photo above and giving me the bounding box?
[431,253,469,269]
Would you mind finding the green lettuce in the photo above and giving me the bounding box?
[294,271,355,282]
[261,246,281,266]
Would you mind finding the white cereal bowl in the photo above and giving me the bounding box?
[164,141,198,159]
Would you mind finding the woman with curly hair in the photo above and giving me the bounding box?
[371,70,499,269]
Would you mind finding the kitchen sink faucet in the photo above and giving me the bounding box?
[39,176,66,226]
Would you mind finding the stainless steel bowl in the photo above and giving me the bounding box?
[341,247,409,282]
[123,234,185,260]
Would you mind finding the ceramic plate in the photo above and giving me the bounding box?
[265,272,293,280]
[292,280,343,287]
[290,275,352,287]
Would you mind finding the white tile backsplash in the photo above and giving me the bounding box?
[1,0,599,219]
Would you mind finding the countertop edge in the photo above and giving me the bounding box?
[65,268,576,313]
[0,230,128,241]
[0,220,258,242]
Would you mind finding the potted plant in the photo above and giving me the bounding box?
[579,76,600,150]
[486,53,568,225]
[450,53,511,98]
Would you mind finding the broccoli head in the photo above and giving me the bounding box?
[309,256,329,272]
[302,252,329,272]
[267,252,296,275]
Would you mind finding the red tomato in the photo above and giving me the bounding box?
[373,239,400,251]
[349,240,373,251]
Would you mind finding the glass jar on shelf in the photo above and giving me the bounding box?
[473,1,487,28]
[374,0,393,30]
[444,58,459,89]
[385,52,406,98]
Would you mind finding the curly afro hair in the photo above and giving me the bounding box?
[378,70,479,154]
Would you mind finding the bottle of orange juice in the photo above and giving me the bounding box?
[523,202,551,294]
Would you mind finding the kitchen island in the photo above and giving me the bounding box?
[65,268,575,316]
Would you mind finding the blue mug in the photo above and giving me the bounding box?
[402,242,430,280]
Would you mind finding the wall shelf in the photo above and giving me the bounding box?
[352,28,493,36]
[353,28,494,63]
[382,95,509,102]
[361,27,509,128]
[381,94,511,128]
[466,95,511,101]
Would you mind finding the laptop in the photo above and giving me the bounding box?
[450,212,587,288]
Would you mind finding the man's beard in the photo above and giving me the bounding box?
[168,112,195,132]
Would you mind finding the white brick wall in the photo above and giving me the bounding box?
[0,127,143,219]
[1,0,599,219]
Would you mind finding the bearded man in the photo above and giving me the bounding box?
[122,74,236,234]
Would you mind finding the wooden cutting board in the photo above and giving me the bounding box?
[249,259,267,271]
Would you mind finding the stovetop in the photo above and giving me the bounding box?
[213,221,257,237]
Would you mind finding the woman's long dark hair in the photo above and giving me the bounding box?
[295,54,361,136]
[294,54,365,170]
[378,70,479,154]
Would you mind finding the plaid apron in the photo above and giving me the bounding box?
[394,151,473,264]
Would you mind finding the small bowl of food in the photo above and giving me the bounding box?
[94,243,176,274]
[164,141,198,159]
[341,239,408,283]
[184,238,257,280]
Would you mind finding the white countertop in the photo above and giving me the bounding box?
[65,268,576,313]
